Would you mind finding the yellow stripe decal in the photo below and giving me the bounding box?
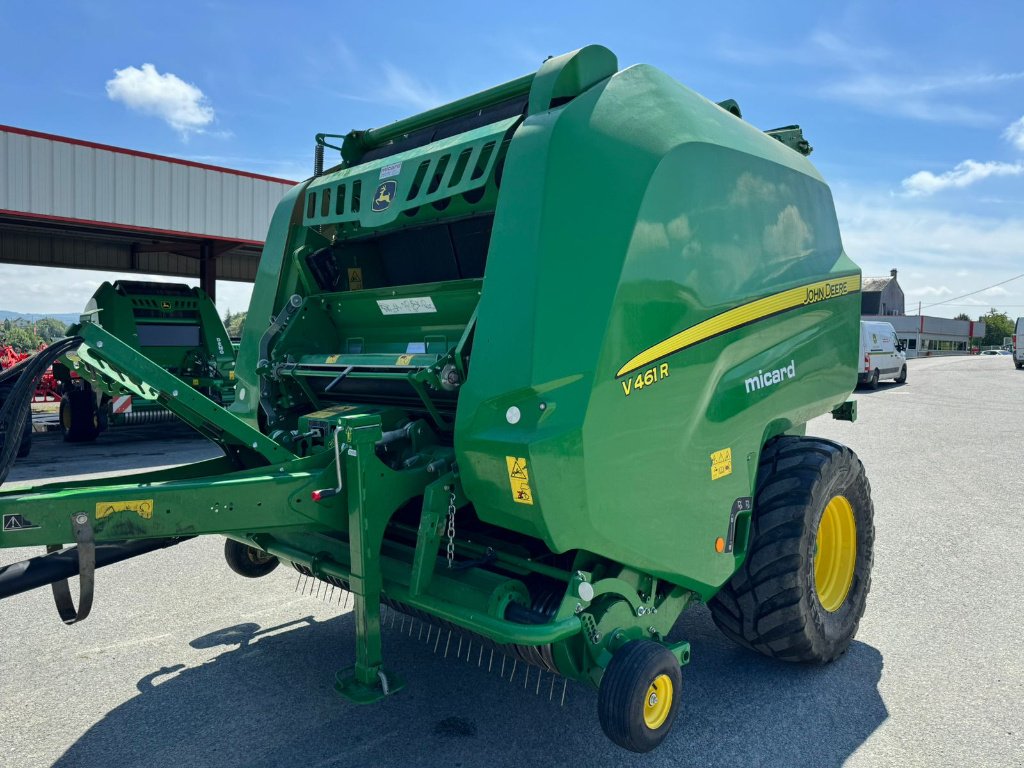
[616,274,861,378]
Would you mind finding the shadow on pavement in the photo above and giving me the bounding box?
[54,605,886,768]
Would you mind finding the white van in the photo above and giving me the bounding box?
[858,320,907,388]
[1014,317,1024,369]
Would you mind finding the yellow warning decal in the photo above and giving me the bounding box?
[228,370,235,381]
[396,354,414,365]
[710,449,733,481]
[96,499,154,520]
[617,274,861,378]
[505,456,534,505]
[304,405,358,420]
[348,267,364,291]
[325,354,340,364]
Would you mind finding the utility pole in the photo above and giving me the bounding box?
[916,301,922,358]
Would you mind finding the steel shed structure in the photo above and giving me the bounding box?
[0,125,296,301]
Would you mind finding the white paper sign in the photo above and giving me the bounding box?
[379,162,402,179]
[377,297,437,315]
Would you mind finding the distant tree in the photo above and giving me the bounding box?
[978,308,1013,347]
[953,312,971,321]
[222,310,246,338]
[0,317,73,351]
[34,317,71,342]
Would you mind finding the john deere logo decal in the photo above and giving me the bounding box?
[161,301,172,310]
[372,180,397,212]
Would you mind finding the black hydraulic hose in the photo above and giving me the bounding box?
[0,537,194,599]
[0,336,82,486]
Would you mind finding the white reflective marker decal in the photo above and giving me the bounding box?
[377,297,437,315]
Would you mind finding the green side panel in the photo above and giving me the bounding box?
[231,182,310,425]
[304,117,517,232]
[456,64,860,596]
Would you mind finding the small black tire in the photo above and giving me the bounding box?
[1016,361,1023,370]
[709,436,874,663]
[868,369,879,390]
[896,365,907,384]
[224,539,279,578]
[598,640,682,753]
[59,389,100,443]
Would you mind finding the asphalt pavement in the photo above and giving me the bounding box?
[1,356,1021,767]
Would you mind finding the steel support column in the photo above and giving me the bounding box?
[199,240,216,302]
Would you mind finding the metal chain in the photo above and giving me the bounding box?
[446,492,457,569]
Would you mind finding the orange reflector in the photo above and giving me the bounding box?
[715,537,725,553]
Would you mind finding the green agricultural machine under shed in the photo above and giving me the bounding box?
[0,45,874,753]
[54,280,237,442]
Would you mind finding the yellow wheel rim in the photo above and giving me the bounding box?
[643,674,673,730]
[814,495,857,612]
[61,403,71,430]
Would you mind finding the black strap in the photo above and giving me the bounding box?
[46,513,95,624]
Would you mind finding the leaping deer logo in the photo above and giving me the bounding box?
[372,180,397,212]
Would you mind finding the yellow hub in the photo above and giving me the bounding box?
[814,495,857,612]
[643,674,673,730]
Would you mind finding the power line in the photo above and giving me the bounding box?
[911,272,1024,312]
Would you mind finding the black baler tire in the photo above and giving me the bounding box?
[598,640,682,753]
[708,436,874,663]
[224,539,280,578]
[896,365,907,384]
[60,389,100,443]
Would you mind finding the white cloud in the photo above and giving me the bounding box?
[835,189,1024,276]
[378,65,446,111]
[1004,116,1024,151]
[824,71,1024,125]
[915,286,953,296]
[717,29,1022,126]
[983,285,1010,296]
[106,64,215,136]
[901,160,1024,196]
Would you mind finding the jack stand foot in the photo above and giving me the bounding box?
[334,666,406,704]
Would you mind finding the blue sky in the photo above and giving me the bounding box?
[2,1,1022,320]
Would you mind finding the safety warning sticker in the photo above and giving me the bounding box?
[505,456,534,505]
[96,499,154,520]
[710,448,733,481]
[348,267,364,291]
[3,513,40,531]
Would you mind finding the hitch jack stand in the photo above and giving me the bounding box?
[334,416,406,703]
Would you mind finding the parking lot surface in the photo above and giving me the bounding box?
[1,355,1021,767]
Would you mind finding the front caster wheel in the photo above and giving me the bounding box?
[598,640,682,753]
[224,539,279,578]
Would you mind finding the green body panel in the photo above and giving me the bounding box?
[456,63,859,597]
[0,46,863,697]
